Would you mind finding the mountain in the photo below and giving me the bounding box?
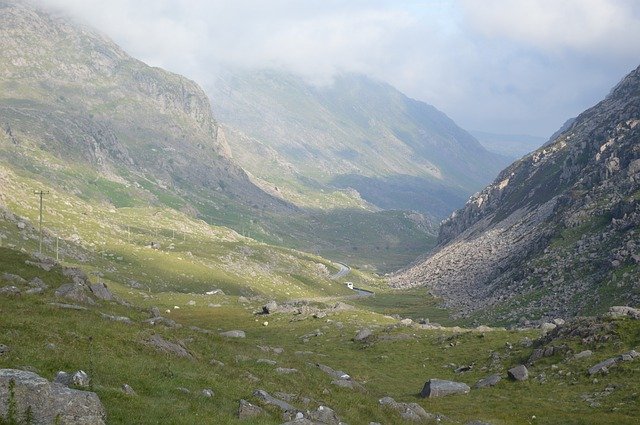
[392,65,640,324]
[0,1,435,272]
[209,69,508,219]
[471,130,546,159]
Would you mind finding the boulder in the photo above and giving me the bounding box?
[72,371,90,388]
[28,277,47,288]
[54,371,72,387]
[0,369,106,424]
[238,399,265,419]
[201,389,214,398]
[275,368,298,374]
[507,365,529,381]
[573,350,593,360]
[588,357,617,375]
[144,334,192,359]
[420,379,470,398]
[121,384,136,395]
[474,373,501,388]
[354,329,373,342]
[89,283,113,301]
[220,330,246,338]
[379,396,434,422]
[263,301,278,314]
[540,322,557,335]
[55,284,95,305]
[608,306,640,319]
[0,286,20,296]
[253,389,298,413]
[0,344,9,356]
[307,405,340,425]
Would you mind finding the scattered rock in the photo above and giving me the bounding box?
[55,283,95,305]
[100,313,133,324]
[276,367,298,374]
[72,370,90,388]
[540,322,557,335]
[143,316,179,328]
[316,364,350,380]
[89,283,113,301]
[608,306,640,319]
[474,373,501,389]
[220,330,246,338]
[201,388,214,398]
[257,359,277,365]
[150,306,161,318]
[0,369,106,424]
[0,285,20,296]
[263,300,278,314]
[420,379,470,398]
[588,357,618,375]
[313,312,327,319]
[49,302,88,310]
[122,384,136,395]
[354,329,373,342]
[508,365,529,381]
[2,273,26,284]
[0,344,9,356]
[399,318,414,326]
[28,277,47,288]
[379,396,434,422]
[176,387,190,394]
[253,389,298,413]
[573,350,593,360]
[307,405,341,424]
[144,334,192,359]
[553,318,566,326]
[238,399,265,419]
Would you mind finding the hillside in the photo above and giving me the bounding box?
[471,130,546,159]
[0,1,435,272]
[209,69,508,219]
[392,65,640,324]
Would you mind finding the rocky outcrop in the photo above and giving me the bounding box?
[0,369,106,424]
[392,64,640,323]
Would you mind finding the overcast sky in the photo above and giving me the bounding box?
[39,0,640,137]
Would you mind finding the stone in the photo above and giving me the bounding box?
[55,283,95,305]
[2,273,26,284]
[420,379,470,398]
[507,365,529,381]
[28,277,47,288]
[313,312,327,319]
[122,384,136,395]
[89,283,113,301]
[16,222,26,230]
[238,399,265,419]
[553,318,566,326]
[540,322,557,335]
[307,405,340,424]
[354,329,373,342]
[257,359,277,365]
[72,370,90,388]
[573,350,593,360]
[379,396,434,421]
[143,316,179,328]
[253,389,298,413]
[588,357,617,375]
[49,302,88,310]
[399,318,414,326]
[276,367,298,374]
[317,364,351,380]
[0,369,106,424]
[0,286,20,296]
[220,330,246,338]
[474,373,501,388]
[176,387,190,394]
[609,306,640,319]
[54,371,72,387]
[0,344,9,356]
[201,388,214,398]
[144,334,192,359]
[100,313,133,325]
[263,300,278,314]
[150,306,161,318]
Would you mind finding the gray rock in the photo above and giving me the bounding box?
[253,389,298,412]
[176,387,190,394]
[144,334,192,359]
[420,379,470,398]
[257,359,277,366]
[573,350,593,360]
[28,277,47,288]
[54,371,72,387]
[143,316,179,328]
[89,283,113,301]
[121,384,136,395]
[540,322,557,335]
[1,273,26,284]
[150,306,161,318]
[0,369,106,424]
[379,396,433,421]
[553,318,566,326]
[72,370,90,388]
[0,344,9,356]
[354,329,373,341]
[100,313,133,325]
[201,388,214,398]
[317,364,350,380]
[313,312,327,319]
[608,306,640,319]
[220,330,246,338]
[588,357,617,375]
[238,399,265,419]
[507,365,529,381]
[0,285,21,296]
[307,405,340,424]
[263,300,278,314]
[49,302,88,310]
[25,287,45,295]
[276,367,298,374]
[55,283,95,305]
[474,373,501,388]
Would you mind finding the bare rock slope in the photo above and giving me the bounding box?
[393,65,640,323]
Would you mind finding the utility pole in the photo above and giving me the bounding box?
[56,236,59,261]
[34,190,49,253]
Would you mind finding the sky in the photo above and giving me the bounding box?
[39,0,640,137]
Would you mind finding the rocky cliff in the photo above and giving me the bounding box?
[392,65,640,324]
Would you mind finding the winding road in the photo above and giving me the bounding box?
[329,262,375,297]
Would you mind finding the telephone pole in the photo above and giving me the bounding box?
[34,190,49,253]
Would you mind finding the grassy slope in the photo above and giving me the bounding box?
[1,247,640,424]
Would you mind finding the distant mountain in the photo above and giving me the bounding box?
[392,65,640,323]
[0,1,436,272]
[209,69,508,219]
[471,130,546,159]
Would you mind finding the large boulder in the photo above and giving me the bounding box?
[55,284,95,305]
[0,369,106,424]
[420,379,470,398]
[89,283,113,301]
[507,365,529,381]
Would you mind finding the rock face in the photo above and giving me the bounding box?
[0,369,106,424]
[392,64,640,323]
[420,379,470,398]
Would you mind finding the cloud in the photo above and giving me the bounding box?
[35,0,640,136]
